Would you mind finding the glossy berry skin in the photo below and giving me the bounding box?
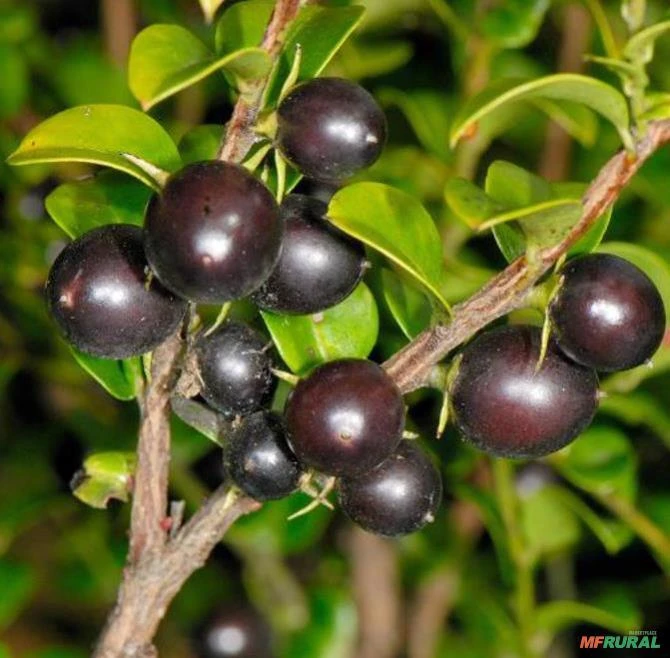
[195,607,275,658]
[285,359,405,477]
[338,441,442,537]
[224,411,302,501]
[195,322,275,418]
[451,325,599,458]
[46,225,187,359]
[550,253,666,372]
[252,195,365,314]
[144,161,282,303]
[277,78,387,183]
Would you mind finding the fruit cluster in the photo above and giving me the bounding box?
[450,253,665,459]
[46,77,442,537]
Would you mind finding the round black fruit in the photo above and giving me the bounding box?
[252,194,365,314]
[550,253,666,372]
[144,161,282,303]
[195,322,275,418]
[284,359,405,476]
[338,440,442,536]
[195,606,275,658]
[46,224,187,358]
[450,325,599,458]
[224,411,302,501]
[276,77,387,183]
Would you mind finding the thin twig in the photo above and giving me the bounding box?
[384,119,670,393]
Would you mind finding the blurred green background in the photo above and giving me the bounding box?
[1,1,670,657]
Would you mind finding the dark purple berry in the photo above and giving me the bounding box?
[195,322,275,418]
[338,441,442,536]
[46,224,187,358]
[225,411,302,501]
[550,253,666,371]
[195,606,275,658]
[451,325,599,458]
[144,161,282,303]
[277,78,387,184]
[285,359,405,477]
[252,195,365,314]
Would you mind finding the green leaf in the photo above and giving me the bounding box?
[535,600,636,634]
[328,182,450,309]
[529,98,599,147]
[600,391,670,450]
[597,242,670,315]
[624,19,670,64]
[380,269,432,339]
[261,283,378,375]
[70,348,140,401]
[263,5,365,107]
[128,25,271,110]
[215,0,274,54]
[551,426,637,502]
[0,560,35,630]
[45,172,151,238]
[444,178,504,228]
[520,484,581,561]
[0,44,28,119]
[178,124,224,164]
[7,105,181,189]
[450,75,631,149]
[480,0,550,49]
[71,451,137,509]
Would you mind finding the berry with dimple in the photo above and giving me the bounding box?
[550,253,666,372]
[144,161,282,303]
[450,325,599,458]
[284,358,405,477]
[224,411,302,501]
[338,440,442,536]
[252,194,365,314]
[276,77,387,184]
[46,224,187,359]
[195,322,275,418]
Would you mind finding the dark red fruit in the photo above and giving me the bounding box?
[252,195,365,314]
[224,411,302,501]
[195,322,275,418]
[46,224,187,358]
[550,253,666,372]
[284,359,405,476]
[195,606,274,658]
[144,161,282,303]
[338,441,442,536]
[450,325,599,458]
[276,77,387,183]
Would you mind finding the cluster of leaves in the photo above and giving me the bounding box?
[2,0,670,657]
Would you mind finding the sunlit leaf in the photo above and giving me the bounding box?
[71,452,137,509]
[70,348,141,401]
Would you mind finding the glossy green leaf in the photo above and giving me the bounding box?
[129,25,270,110]
[520,484,581,561]
[71,452,137,509]
[624,19,670,64]
[529,98,599,147]
[552,426,637,501]
[597,242,670,315]
[0,44,28,119]
[481,0,550,49]
[261,283,378,375]
[70,348,141,401]
[444,178,504,228]
[199,0,226,24]
[328,183,450,309]
[178,124,224,164]
[7,105,181,189]
[450,75,631,149]
[380,269,432,339]
[0,560,35,630]
[535,600,636,634]
[45,172,150,238]
[215,0,274,54]
[263,5,365,107]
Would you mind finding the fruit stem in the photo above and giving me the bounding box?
[492,459,539,658]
